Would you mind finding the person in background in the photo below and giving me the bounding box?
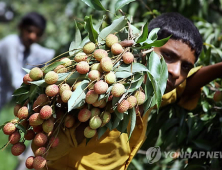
[0,12,55,111]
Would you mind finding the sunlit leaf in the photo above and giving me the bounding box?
[136,22,148,43]
[148,28,160,41]
[115,0,135,11]
[81,0,106,11]
[84,15,98,43]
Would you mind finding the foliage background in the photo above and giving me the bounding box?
[0,0,222,169]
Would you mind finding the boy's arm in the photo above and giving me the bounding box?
[183,62,222,96]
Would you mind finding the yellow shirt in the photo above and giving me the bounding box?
[32,66,202,170]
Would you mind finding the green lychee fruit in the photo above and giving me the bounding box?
[92,99,105,107]
[17,106,29,119]
[94,80,108,94]
[9,131,21,144]
[45,84,59,97]
[100,57,113,72]
[23,74,33,85]
[49,136,59,148]
[54,65,67,73]
[101,111,111,127]
[29,67,43,80]
[117,100,130,113]
[91,63,103,73]
[33,132,48,147]
[64,115,75,128]
[35,147,46,156]
[42,119,54,133]
[89,116,102,129]
[111,83,125,97]
[122,52,134,64]
[98,99,106,108]
[3,122,16,135]
[83,42,96,54]
[85,90,99,104]
[78,108,91,122]
[84,126,97,138]
[72,81,82,91]
[25,156,34,169]
[105,34,118,48]
[76,61,89,74]
[74,52,87,62]
[24,129,35,140]
[88,70,101,81]
[29,113,44,126]
[111,43,124,55]
[60,57,72,67]
[11,142,26,156]
[93,49,108,61]
[61,90,72,103]
[39,105,53,119]
[134,91,146,105]
[33,156,46,169]
[44,71,58,84]
[105,71,116,84]
[127,96,137,109]
[90,108,100,118]
[59,83,71,96]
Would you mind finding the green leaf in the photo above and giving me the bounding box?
[149,51,162,80]
[115,63,148,73]
[22,68,30,73]
[115,0,135,11]
[68,80,89,112]
[143,77,154,112]
[12,85,29,96]
[43,61,64,74]
[192,139,212,150]
[121,113,130,134]
[84,15,98,43]
[81,0,106,11]
[28,85,39,101]
[115,72,132,79]
[125,76,144,93]
[115,110,124,120]
[158,57,168,95]
[98,16,127,44]
[140,36,171,49]
[106,121,112,130]
[94,15,106,33]
[147,28,160,41]
[136,22,148,43]
[128,108,136,139]
[98,126,107,139]
[15,124,26,134]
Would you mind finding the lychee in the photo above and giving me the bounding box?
[26,156,34,169]
[76,61,89,74]
[105,71,116,84]
[33,156,46,169]
[89,116,102,129]
[92,99,105,107]
[45,84,59,97]
[94,80,108,94]
[117,100,130,113]
[54,65,67,73]
[85,90,99,104]
[29,67,43,81]
[72,81,82,91]
[42,119,54,133]
[35,147,46,156]
[88,70,101,81]
[74,52,87,62]
[90,108,100,118]
[64,115,75,128]
[61,90,72,103]
[23,74,33,85]
[91,63,103,73]
[14,104,21,117]
[17,106,29,119]
[84,126,96,138]
[3,122,16,135]
[60,57,72,67]
[29,113,44,126]
[101,111,111,127]
[98,99,106,108]
[11,142,26,156]
[33,94,49,112]
[33,132,48,147]
[111,43,124,55]
[33,125,43,133]
[122,52,134,64]
[49,136,59,148]
[19,119,29,130]
[127,96,137,109]
[83,42,96,54]
[134,91,146,105]
[9,131,21,144]
[59,83,71,95]
[44,71,58,84]
[111,83,125,97]
[39,105,53,119]
[24,129,35,140]
[105,34,118,48]
[100,57,113,72]
[78,108,91,122]
[93,49,108,61]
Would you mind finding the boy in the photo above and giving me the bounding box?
[0,12,55,111]
[32,12,222,170]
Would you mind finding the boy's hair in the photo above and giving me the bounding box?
[18,12,46,35]
[148,12,203,61]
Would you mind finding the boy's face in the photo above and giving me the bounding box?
[154,39,196,93]
[20,25,43,49]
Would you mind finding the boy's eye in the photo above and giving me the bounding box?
[182,64,191,72]
[162,52,171,59]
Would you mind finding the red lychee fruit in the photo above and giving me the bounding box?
[93,49,108,61]
[23,74,33,85]
[33,132,48,147]
[83,42,96,54]
[74,52,87,62]
[44,71,58,84]
[59,83,71,96]
[90,108,100,118]
[85,90,99,104]
[127,96,137,109]
[101,111,111,127]
[11,142,26,156]
[94,80,108,94]
[76,61,90,74]
[42,119,54,133]
[61,90,72,103]
[64,115,75,128]
[78,108,91,122]
[19,119,29,130]
[9,131,21,144]
[89,116,102,129]
[49,136,59,148]
[105,71,116,84]
[91,63,103,73]
[3,122,16,135]
[122,52,134,64]
[24,129,36,140]
[117,100,130,113]
[35,147,46,156]
[54,64,68,73]
[134,91,146,105]
[84,126,97,138]
[100,57,113,72]
[39,105,53,120]
[29,113,44,126]
[14,104,22,117]
[29,67,43,80]
[45,84,59,97]
[88,70,101,81]
[213,91,222,102]
[25,156,34,169]
[111,43,124,55]
[105,34,118,48]
[60,57,72,67]
[111,83,125,97]
[33,125,43,133]
[33,156,46,169]
[17,106,29,119]
[33,94,49,112]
